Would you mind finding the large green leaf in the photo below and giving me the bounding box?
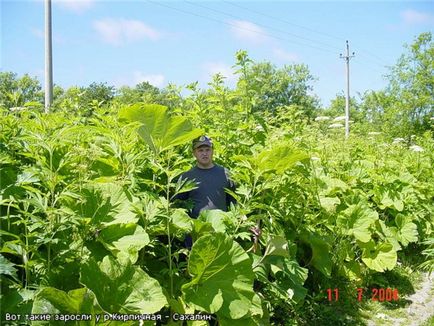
[31,287,136,325]
[300,231,332,277]
[266,256,308,303]
[254,144,309,174]
[170,208,194,235]
[91,157,119,177]
[80,255,167,314]
[67,183,138,226]
[361,241,397,272]
[375,186,404,212]
[197,209,231,233]
[119,103,164,125]
[319,196,340,213]
[32,287,100,325]
[0,254,18,279]
[98,224,149,264]
[119,103,202,154]
[375,220,401,251]
[394,214,418,246]
[0,286,34,316]
[263,236,290,258]
[337,204,378,243]
[340,260,362,282]
[92,183,138,226]
[217,293,266,325]
[318,176,349,196]
[182,233,260,320]
[191,219,215,239]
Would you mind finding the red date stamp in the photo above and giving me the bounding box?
[327,288,399,302]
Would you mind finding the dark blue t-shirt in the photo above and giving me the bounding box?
[177,164,236,218]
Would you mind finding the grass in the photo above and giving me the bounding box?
[420,315,434,326]
[292,246,433,326]
[359,250,433,326]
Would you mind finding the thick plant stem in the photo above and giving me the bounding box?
[165,155,174,299]
[24,219,30,288]
[166,213,174,299]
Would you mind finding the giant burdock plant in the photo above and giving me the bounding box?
[119,104,201,298]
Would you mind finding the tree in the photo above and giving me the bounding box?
[324,92,361,122]
[234,51,320,120]
[116,81,162,105]
[0,72,43,108]
[384,32,433,134]
[358,90,392,126]
[51,82,115,115]
[82,82,115,104]
[53,84,64,102]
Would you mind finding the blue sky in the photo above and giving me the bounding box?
[1,0,433,107]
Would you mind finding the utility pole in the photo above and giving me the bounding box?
[45,0,53,112]
[340,40,355,139]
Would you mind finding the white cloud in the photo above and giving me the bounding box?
[93,18,161,46]
[54,0,94,13]
[114,71,165,88]
[272,48,299,62]
[401,9,434,25]
[228,20,269,44]
[202,62,235,81]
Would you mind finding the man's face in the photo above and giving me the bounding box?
[193,146,213,168]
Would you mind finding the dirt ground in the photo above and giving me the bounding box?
[367,273,434,326]
[406,273,434,326]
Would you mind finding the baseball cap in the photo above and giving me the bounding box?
[192,135,213,149]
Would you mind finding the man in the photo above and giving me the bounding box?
[176,135,236,219]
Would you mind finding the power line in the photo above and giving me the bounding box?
[144,0,391,104]
[145,0,337,55]
[155,1,389,71]
[353,47,389,67]
[221,0,345,43]
[184,0,342,53]
[222,0,389,68]
[145,0,281,40]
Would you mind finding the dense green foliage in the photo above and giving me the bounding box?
[0,72,43,109]
[1,32,433,325]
